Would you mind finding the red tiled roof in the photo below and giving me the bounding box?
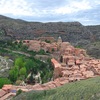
[2,84,12,91]
[0,89,6,98]
[51,58,62,68]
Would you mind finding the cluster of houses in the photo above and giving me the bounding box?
[0,85,16,100]
[52,43,100,80]
[17,36,62,53]
[0,36,100,99]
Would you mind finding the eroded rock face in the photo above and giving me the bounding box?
[0,56,13,77]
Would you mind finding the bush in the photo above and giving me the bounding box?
[19,67,26,76]
[24,59,34,73]
[9,67,18,82]
[45,40,51,43]
[16,89,22,96]
[15,80,22,85]
[38,49,46,55]
[15,57,24,69]
[0,78,11,88]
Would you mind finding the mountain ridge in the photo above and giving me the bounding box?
[0,15,100,58]
[0,15,92,40]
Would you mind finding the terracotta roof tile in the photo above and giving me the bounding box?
[0,89,6,97]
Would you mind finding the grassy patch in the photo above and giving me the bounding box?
[13,77,100,100]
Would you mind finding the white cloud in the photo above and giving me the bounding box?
[0,0,100,25]
[94,0,100,5]
[0,0,34,16]
[0,0,94,16]
[0,0,100,16]
[54,0,92,14]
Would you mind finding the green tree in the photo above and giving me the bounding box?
[0,78,11,88]
[38,49,46,55]
[16,89,22,96]
[45,39,51,43]
[19,67,26,76]
[15,57,24,69]
[18,66,27,80]
[25,59,34,73]
[9,67,18,82]
[60,56,63,62]
[29,73,35,84]
[13,41,18,45]
[52,48,55,52]
[21,45,28,51]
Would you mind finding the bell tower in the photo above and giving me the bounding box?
[57,36,62,50]
[57,36,62,44]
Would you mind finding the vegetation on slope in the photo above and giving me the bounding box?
[13,77,100,100]
[0,40,53,87]
[85,41,100,59]
[0,78,11,88]
[9,57,53,84]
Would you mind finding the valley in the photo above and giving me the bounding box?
[0,15,100,100]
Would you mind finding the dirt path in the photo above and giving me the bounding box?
[4,48,31,57]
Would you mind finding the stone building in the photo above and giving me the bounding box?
[38,36,55,43]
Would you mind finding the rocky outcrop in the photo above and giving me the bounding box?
[0,56,13,77]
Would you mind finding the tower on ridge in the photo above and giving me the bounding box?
[57,36,62,44]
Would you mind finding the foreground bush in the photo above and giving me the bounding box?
[0,78,11,88]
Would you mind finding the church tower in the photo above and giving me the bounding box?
[57,36,62,50]
[57,36,62,44]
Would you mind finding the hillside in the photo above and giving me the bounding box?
[13,76,100,100]
[85,41,100,59]
[86,25,100,42]
[0,15,100,58]
[0,15,92,43]
[85,25,100,58]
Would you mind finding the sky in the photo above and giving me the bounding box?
[0,0,100,25]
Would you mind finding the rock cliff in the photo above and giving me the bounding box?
[0,56,13,77]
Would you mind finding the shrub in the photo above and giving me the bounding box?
[15,57,24,69]
[0,78,11,88]
[45,39,51,43]
[16,89,22,96]
[9,67,18,82]
[15,80,22,85]
[19,67,26,76]
[24,59,34,73]
[38,49,46,55]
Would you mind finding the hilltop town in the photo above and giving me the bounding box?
[0,36,100,100]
